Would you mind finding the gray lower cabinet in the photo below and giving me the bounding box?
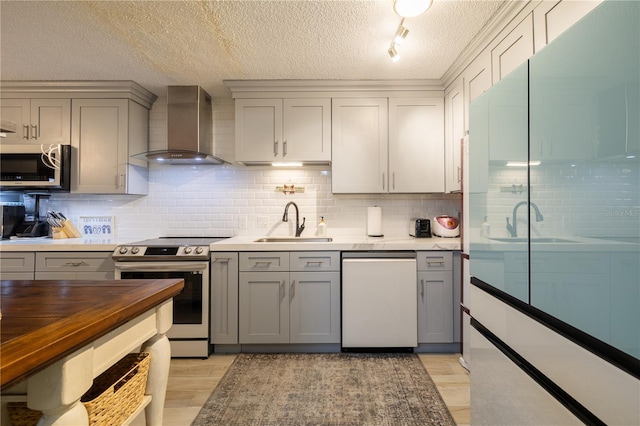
[239,251,340,344]
[417,251,454,343]
[0,252,35,279]
[34,252,114,280]
[210,252,239,344]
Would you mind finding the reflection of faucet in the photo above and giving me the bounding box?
[282,202,306,237]
[506,201,544,237]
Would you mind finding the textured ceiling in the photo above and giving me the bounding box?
[0,0,505,99]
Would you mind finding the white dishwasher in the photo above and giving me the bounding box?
[342,252,417,348]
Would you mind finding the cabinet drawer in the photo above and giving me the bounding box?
[417,251,453,271]
[290,252,340,272]
[239,252,289,272]
[35,252,114,272]
[0,252,35,272]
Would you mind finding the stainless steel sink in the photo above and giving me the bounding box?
[253,237,333,243]
[488,237,577,243]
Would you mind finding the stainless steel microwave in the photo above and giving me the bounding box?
[0,144,71,192]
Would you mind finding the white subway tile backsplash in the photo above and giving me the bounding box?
[41,97,462,240]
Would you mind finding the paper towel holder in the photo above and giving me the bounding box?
[367,206,384,237]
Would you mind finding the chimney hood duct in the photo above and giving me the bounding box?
[133,86,226,165]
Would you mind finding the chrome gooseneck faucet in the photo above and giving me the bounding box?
[506,201,544,238]
[282,202,305,237]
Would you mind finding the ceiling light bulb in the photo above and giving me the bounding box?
[393,0,433,18]
[394,24,409,45]
[388,46,400,62]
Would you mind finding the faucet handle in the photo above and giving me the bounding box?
[297,217,306,237]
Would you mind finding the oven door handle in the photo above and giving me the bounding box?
[115,262,208,272]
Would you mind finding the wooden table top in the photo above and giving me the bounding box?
[0,279,184,389]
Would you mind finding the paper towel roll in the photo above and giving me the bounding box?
[367,206,383,237]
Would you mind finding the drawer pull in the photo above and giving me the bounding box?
[254,261,273,267]
[306,261,324,266]
[64,261,89,267]
[426,261,445,266]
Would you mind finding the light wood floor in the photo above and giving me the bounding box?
[131,353,470,426]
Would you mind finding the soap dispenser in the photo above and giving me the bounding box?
[317,217,327,237]
[481,216,491,237]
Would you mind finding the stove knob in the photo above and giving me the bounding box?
[195,247,204,254]
[131,247,140,254]
[184,247,193,254]
[118,247,129,255]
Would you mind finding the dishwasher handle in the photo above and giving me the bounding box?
[342,251,416,259]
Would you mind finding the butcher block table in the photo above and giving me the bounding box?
[0,279,184,426]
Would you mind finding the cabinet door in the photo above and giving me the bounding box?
[533,0,603,52]
[492,13,534,84]
[389,98,444,193]
[35,251,114,273]
[445,81,464,193]
[239,271,289,344]
[71,99,128,193]
[235,99,283,162]
[283,98,331,162]
[289,271,340,344]
[463,49,492,133]
[211,252,239,344]
[488,63,529,162]
[0,252,35,278]
[30,99,71,145]
[331,98,388,193]
[0,99,30,144]
[417,271,454,343]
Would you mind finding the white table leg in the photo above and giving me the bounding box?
[26,346,93,426]
[141,300,173,426]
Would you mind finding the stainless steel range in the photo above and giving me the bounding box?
[113,237,228,358]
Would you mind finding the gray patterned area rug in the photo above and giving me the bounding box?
[192,353,455,426]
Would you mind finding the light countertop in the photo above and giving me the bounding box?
[208,235,461,252]
[0,235,461,252]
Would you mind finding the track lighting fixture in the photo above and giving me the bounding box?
[388,45,400,62]
[393,0,433,18]
[394,20,409,45]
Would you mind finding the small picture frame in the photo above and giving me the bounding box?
[78,216,115,237]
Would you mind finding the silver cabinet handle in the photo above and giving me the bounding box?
[64,261,89,267]
[23,125,29,140]
[283,140,287,157]
[31,125,38,139]
[117,173,126,189]
[426,260,445,266]
[254,261,272,267]
[306,261,324,267]
[382,172,385,190]
[421,279,425,298]
[457,166,462,183]
[280,280,285,300]
[392,172,395,190]
[290,279,295,298]
[274,140,279,157]
[212,257,231,263]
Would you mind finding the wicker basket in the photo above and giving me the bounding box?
[7,352,150,426]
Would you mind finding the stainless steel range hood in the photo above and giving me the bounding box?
[133,86,226,165]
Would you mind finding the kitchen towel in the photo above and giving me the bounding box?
[367,206,383,237]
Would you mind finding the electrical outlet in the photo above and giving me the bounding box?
[258,216,269,228]
[238,216,247,229]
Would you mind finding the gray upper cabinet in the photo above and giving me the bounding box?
[72,98,150,195]
[0,98,70,145]
[234,98,331,164]
[0,81,157,194]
